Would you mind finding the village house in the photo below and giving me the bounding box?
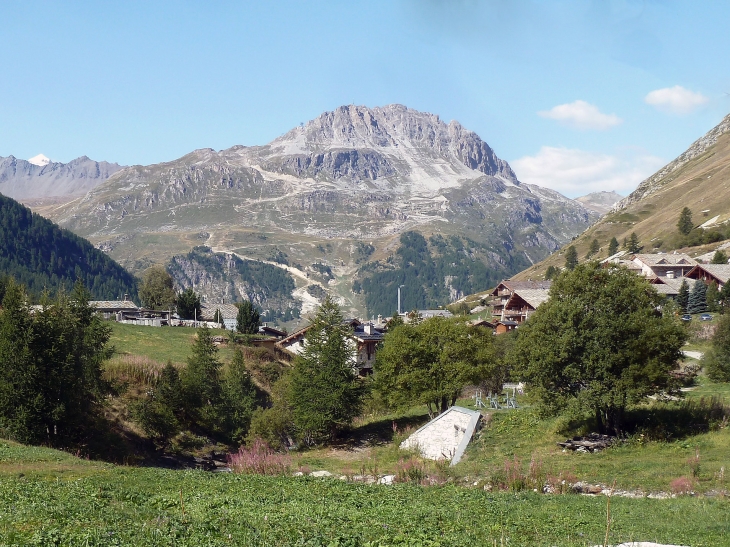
[684,263,730,290]
[629,253,698,279]
[89,295,139,320]
[649,275,691,300]
[490,280,551,327]
[275,318,385,376]
[199,303,239,331]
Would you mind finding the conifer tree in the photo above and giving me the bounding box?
[586,239,600,258]
[236,300,260,334]
[182,325,223,430]
[607,237,619,256]
[711,250,728,264]
[688,280,708,314]
[677,279,690,312]
[544,265,559,280]
[678,207,693,236]
[564,246,578,270]
[289,296,365,444]
[706,281,720,313]
[627,232,641,253]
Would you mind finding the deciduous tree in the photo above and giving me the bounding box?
[512,262,686,434]
[139,266,176,310]
[375,317,500,417]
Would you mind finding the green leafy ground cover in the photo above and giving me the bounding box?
[1,441,728,546]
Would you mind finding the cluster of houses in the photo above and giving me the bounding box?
[602,251,730,298]
[90,252,726,374]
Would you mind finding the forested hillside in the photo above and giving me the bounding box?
[168,246,300,322]
[355,231,529,316]
[0,194,138,300]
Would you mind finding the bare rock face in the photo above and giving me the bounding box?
[575,191,623,215]
[43,104,597,318]
[0,155,124,203]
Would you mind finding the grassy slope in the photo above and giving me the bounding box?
[109,322,235,366]
[1,441,729,546]
[514,130,730,281]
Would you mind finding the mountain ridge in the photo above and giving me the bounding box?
[39,104,597,317]
[0,155,124,204]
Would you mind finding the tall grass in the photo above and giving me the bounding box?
[228,438,292,476]
[103,355,168,386]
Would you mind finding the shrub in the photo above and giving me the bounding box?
[395,456,427,485]
[228,438,291,475]
[670,476,695,495]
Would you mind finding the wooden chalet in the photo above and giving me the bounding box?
[89,295,138,320]
[275,318,384,376]
[685,264,730,289]
[490,280,551,327]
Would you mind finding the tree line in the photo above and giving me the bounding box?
[0,193,138,301]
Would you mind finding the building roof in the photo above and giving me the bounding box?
[89,299,138,310]
[417,309,454,318]
[512,288,551,309]
[688,264,730,284]
[200,303,239,321]
[490,279,552,296]
[632,253,697,267]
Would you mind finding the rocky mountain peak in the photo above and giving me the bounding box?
[269,104,517,183]
[28,153,51,166]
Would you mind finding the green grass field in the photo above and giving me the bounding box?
[0,440,728,546]
[109,322,235,366]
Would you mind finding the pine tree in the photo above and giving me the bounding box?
[627,232,641,253]
[688,280,708,314]
[565,246,578,270]
[176,288,201,320]
[545,265,559,280]
[677,279,690,312]
[586,239,600,258]
[711,250,728,264]
[182,325,223,430]
[289,296,365,444]
[706,281,720,313]
[236,300,260,334]
[608,237,619,256]
[221,349,257,444]
[678,207,693,236]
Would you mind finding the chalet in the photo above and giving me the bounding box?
[685,264,730,289]
[600,251,643,274]
[275,318,385,376]
[200,303,239,330]
[629,253,697,279]
[495,320,518,334]
[490,280,551,325]
[89,296,138,320]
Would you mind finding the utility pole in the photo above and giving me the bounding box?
[397,285,405,315]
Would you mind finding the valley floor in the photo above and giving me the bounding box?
[0,440,728,546]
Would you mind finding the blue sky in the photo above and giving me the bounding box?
[1,0,729,197]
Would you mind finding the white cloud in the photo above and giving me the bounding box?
[644,86,709,115]
[538,100,622,130]
[511,146,665,197]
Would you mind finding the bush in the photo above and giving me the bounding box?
[228,438,291,475]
